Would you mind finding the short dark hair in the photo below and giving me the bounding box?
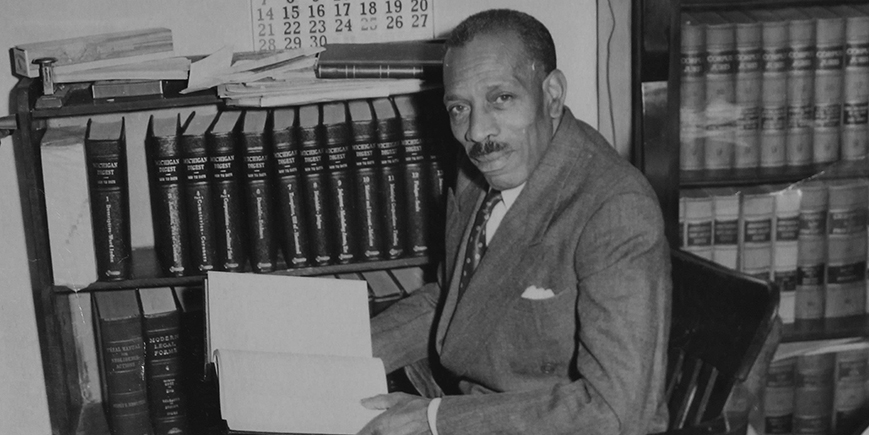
[445,9,557,74]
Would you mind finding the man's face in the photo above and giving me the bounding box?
[443,31,555,191]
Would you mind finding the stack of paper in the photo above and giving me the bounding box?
[185,46,434,107]
[206,271,386,434]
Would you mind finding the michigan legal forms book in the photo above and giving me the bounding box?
[205,271,386,434]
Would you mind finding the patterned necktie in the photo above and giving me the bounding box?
[458,188,502,297]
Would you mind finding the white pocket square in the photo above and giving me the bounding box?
[521,285,555,300]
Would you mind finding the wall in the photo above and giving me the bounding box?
[0,0,599,433]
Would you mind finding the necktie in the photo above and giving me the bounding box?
[457,189,502,297]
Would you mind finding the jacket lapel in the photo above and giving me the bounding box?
[437,109,589,371]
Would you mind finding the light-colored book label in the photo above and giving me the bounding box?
[704,21,737,170]
[785,14,816,167]
[796,235,827,320]
[812,15,845,164]
[681,15,707,172]
[840,12,869,160]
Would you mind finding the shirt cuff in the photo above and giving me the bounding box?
[427,397,442,435]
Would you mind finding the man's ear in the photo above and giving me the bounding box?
[542,69,567,120]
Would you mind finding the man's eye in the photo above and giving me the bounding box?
[494,94,513,104]
[448,105,468,117]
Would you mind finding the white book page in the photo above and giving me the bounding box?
[206,271,372,362]
[215,349,386,434]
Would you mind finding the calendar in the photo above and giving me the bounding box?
[250,0,436,52]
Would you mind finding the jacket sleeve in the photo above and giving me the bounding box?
[371,280,442,374]
[434,192,671,435]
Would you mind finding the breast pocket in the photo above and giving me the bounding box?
[497,289,577,376]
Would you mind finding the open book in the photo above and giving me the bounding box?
[206,271,386,434]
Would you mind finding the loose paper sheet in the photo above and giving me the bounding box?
[215,349,386,434]
[206,271,373,360]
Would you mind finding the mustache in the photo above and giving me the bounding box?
[468,140,506,159]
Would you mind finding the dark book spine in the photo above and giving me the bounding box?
[300,124,334,266]
[181,135,218,274]
[208,132,247,272]
[86,131,132,281]
[146,131,189,277]
[316,64,441,80]
[143,311,188,435]
[351,131,385,262]
[272,129,311,268]
[398,116,431,258]
[377,118,406,259]
[325,123,358,264]
[241,130,278,273]
[99,316,152,435]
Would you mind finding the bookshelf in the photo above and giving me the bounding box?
[11,76,440,435]
[638,0,869,345]
[637,2,869,432]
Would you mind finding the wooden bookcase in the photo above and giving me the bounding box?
[636,0,869,345]
[11,77,436,435]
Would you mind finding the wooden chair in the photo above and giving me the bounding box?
[659,249,780,435]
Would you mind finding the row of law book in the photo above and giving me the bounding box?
[40,91,453,288]
[763,338,869,435]
[90,268,425,435]
[679,177,869,324]
[680,4,869,173]
[146,93,450,277]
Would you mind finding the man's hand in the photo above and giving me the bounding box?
[357,392,432,435]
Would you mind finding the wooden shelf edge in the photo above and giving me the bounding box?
[781,314,869,343]
[52,250,433,294]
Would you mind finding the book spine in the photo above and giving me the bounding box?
[146,127,189,277]
[832,347,869,435]
[796,183,828,321]
[759,20,789,168]
[841,16,869,160]
[812,17,845,164]
[794,352,835,435]
[733,22,763,169]
[272,128,311,268]
[785,18,816,167]
[825,182,868,318]
[316,64,439,79]
[241,125,278,273]
[324,122,358,264]
[704,21,737,170]
[143,311,188,435]
[398,113,431,258]
[680,16,706,172]
[764,358,795,435]
[679,195,686,248]
[86,130,132,281]
[682,191,714,260]
[300,121,334,266]
[740,192,774,280]
[99,315,152,435]
[377,118,406,260]
[181,133,218,274]
[208,130,247,272]
[351,135,385,262]
[711,191,740,269]
[773,189,801,324]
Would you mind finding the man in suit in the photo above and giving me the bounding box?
[359,9,671,435]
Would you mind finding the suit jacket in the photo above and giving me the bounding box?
[372,108,671,435]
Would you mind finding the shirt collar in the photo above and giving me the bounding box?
[496,182,525,210]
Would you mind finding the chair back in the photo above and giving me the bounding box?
[665,250,779,431]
